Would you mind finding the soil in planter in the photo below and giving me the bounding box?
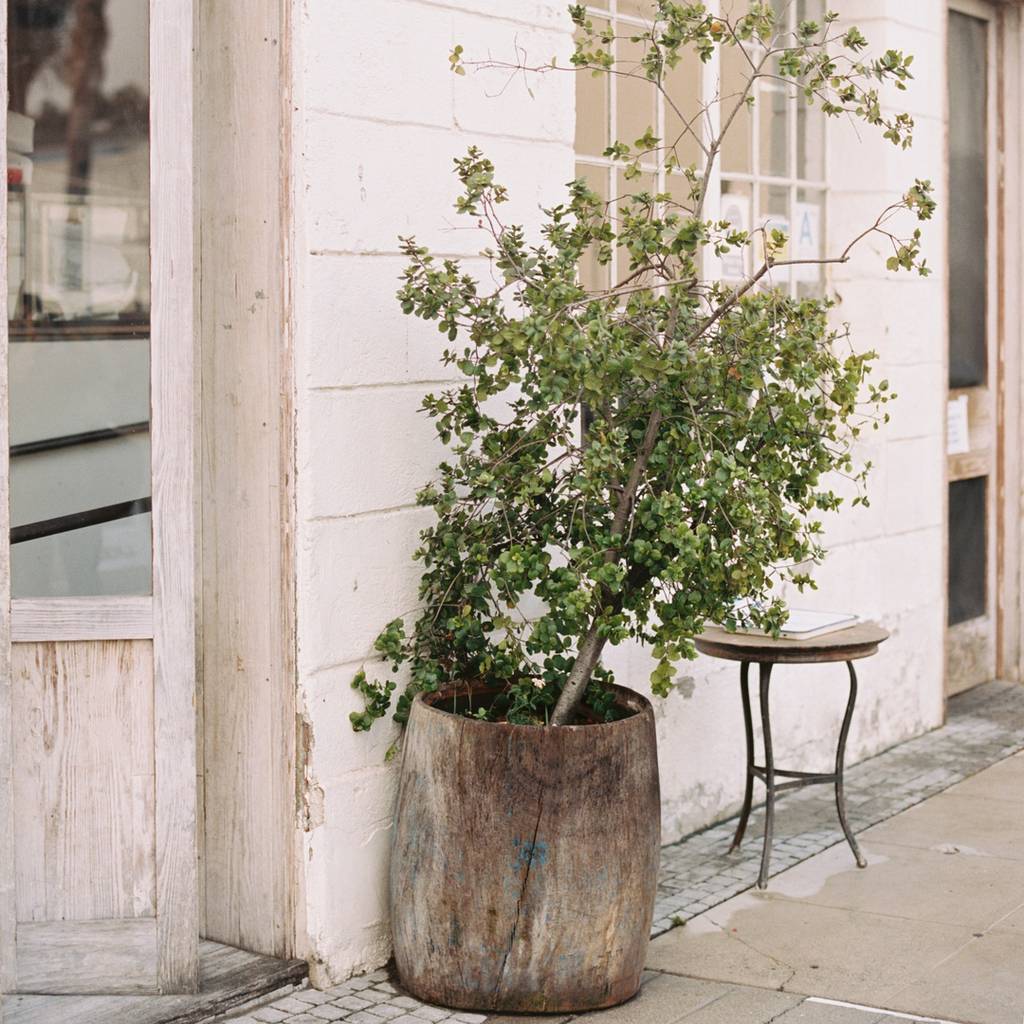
[425,683,635,726]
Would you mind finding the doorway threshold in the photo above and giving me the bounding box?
[0,940,308,1024]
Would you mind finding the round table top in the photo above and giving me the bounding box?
[695,622,889,664]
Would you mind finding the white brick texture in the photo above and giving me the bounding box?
[290,0,577,985]
[288,0,948,984]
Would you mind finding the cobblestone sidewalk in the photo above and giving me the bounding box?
[237,680,1024,1024]
[229,970,487,1024]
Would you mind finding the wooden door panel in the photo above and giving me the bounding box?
[946,618,993,695]
[15,919,157,995]
[946,2,999,696]
[12,641,156,925]
[0,0,198,996]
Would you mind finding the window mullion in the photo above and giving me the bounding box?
[703,0,723,284]
[609,0,619,290]
[751,22,762,276]
[788,4,798,297]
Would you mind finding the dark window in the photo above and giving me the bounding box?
[948,476,987,625]
[947,11,988,389]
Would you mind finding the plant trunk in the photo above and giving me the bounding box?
[551,406,665,726]
[549,620,608,726]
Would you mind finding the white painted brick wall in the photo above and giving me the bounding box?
[289,0,947,982]
[289,0,575,985]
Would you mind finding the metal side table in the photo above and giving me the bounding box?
[696,622,890,889]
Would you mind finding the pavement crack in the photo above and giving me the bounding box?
[704,908,798,991]
[762,1005,799,1024]
[983,897,1024,932]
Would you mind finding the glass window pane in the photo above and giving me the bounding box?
[758,84,790,177]
[770,0,791,31]
[720,180,751,282]
[767,0,789,75]
[575,19,610,159]
[797,0,825,24]
[721,43,753,175]
[947,11,988,389]
[797,101,824,181]
[7,0,151,597]
[949,477,987,625]
[759,184,791,290]
[617,167,657,275]
[616,28,657,153]
[664,51,703,172]
[794,186,825,298]
[577,162,611,292]
[617,0,654,20]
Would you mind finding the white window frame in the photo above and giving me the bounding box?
[575,0,829,295]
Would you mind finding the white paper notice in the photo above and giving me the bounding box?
[792,203,822,284]
[720,196,750,282]
[947,395,970,455]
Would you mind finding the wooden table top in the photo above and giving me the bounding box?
[695,622,889,664]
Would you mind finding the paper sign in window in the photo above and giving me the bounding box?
[947,395,971,456]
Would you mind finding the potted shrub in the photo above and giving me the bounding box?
[351,2,933,1013]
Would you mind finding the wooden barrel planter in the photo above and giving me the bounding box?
[389,683,660,1013]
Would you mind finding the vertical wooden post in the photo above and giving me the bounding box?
[196,0,297,958]
[0,0,17,993]
[151,0,200,994]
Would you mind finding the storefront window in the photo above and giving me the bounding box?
[574,0,827,298]
[6,0,151,596]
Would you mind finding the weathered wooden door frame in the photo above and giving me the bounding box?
[998,1,1024,684]
[0,0,199,993]
[943,0,1024,694]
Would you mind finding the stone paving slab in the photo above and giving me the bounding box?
[652,680,1024,933]
[648,751,1024,1024]
[767,1001,887,1024]
[245,680,1024,1024]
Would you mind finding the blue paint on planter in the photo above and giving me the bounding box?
[511,837,548,872]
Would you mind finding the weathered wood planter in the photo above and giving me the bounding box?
[390,684,660,1013]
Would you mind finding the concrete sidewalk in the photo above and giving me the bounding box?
[239,682,1024,1024]
[577,749,1024,1024]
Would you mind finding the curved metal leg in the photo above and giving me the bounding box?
[757,662,775,889]
[836,660,867,869]
[729,661,754,852]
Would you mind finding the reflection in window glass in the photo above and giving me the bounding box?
[6,0,151,597]
[947,11,988,390]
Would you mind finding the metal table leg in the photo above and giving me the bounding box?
[729,658,865,888]
[836,660,867,869]
[729,661,754,853]
[757,662,775,889]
